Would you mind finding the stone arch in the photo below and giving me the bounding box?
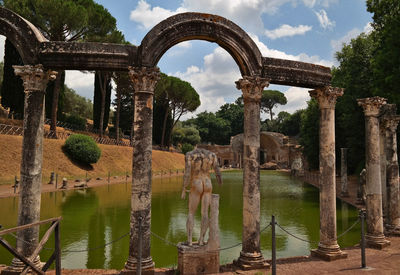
[139,12,263,76]
[0,7,46,64]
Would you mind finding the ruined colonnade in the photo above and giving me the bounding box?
[0,7,350,273]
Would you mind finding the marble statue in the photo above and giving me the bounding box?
[181,148,222,246]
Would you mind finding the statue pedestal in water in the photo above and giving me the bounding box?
[178,194,220,274]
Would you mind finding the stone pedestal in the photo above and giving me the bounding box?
[309,87,347,261]
[235,76,270,269]
[358,97,390,249]
[178,243,219,275]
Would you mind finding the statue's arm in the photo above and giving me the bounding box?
[182,154,191,199]
[213,154,222,185]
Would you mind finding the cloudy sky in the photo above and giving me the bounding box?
[4,0,373,118]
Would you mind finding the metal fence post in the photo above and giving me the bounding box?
[56,174,58,189]
[108,172,110,184]
[360,209,366,268]
[137,216,143,275]
[271,215,276,275]
[55,221,61,275]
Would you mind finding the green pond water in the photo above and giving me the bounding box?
[0,171,361,269]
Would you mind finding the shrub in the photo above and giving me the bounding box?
[63,134,101,164]
[181,143,194,155]
[62,114,87,131]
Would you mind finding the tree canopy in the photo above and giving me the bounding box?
[260,90,287,121]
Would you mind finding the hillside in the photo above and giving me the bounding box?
[0,135,185,184]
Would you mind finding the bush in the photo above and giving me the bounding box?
[181,143,194,155]
[62,114,87,131]
[63,134,101,164]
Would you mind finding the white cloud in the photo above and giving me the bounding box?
[276,87,310,114]
[64,71,94,100]
[173,47,241,116]
[330,22,373,58]
[0,35,5,62]
[129,0,331,35]
[129,0,186,30]
[265,24,312,40]
[302,0,338,8]
[250,33,333,67]
[314,9,335,30]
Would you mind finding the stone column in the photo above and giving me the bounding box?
[123,67,160,274]
[235,76,269,268]
[340,148,349,197]
[309,87,347,260]
[357,97,390,249]
[379,122,388,218]
[4,65,56,273]
[382,116,400,233]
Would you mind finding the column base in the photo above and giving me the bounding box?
[385,225,400,236]
[1,257,42,275]
[366,234,391,249]
[234,251,269,270]
[121,256,154,275]
[310,244,347,261]
[177,242,219,275]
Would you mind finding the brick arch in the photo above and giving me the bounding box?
[0,7,46,64]
[139,12,263,76]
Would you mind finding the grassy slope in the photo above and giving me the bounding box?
[0,135,185,184]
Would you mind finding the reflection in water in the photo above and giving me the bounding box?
[0,171,361,269]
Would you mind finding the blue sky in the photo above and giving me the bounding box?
[61,0,373,118]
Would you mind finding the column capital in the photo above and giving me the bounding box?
[128,66,160,94]
[236,76,269,103]
[13,65,57,92]
[309,86,344,109]
[381,116,400,133]
[357,96,387,117]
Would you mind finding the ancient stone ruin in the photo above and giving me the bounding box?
[0,7,352,273]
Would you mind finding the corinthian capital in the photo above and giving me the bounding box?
[13,65,57,92]
[128,66,160,93]
[236,76,269,103]
[357,96,387,117]
[309,86,344,109]
[381,116,400,134]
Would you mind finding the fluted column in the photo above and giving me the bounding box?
[310,87,347,260]
[382,116,400,233]
[123,66,160,274]
[4,65,56,273]
[235,76,269,268]
[358,97,390,249]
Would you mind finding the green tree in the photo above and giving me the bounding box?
[171,126,201,146]
[367,0,400,104]
[112,71,132,142]
[155,74,200,147]
[299,99,319,170]
[260,90,287,121]
[332,33,374,173]
[93,71,111,136]
[4,0,119,133]
[62,86,93,119]
[216,101,244,137]
[280,110,304,136]
[186,111,231,145]
[0,39,24,117]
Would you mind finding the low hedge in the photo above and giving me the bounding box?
[63,134,101,164]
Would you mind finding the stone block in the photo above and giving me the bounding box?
[178,243,219,275]
[311,248,348,261]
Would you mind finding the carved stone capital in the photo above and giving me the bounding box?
[309,86,344,109]
[381,116,400,134]
[357,97,387,117]
[128,66,160,94]
[236,76,269,103]
[13,65,57,92]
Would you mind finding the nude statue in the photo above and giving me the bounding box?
[181,148,222,246]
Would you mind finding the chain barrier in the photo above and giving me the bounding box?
[9,230,130,253]
[276,217,361,246]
